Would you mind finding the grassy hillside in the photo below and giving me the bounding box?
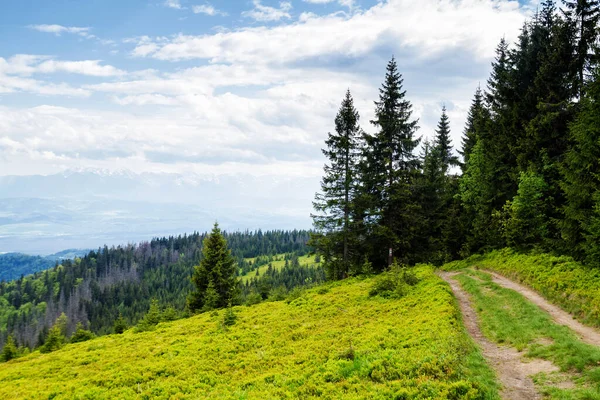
[0,266,498,399]
[444,249,600,328]
[239,254,320,283]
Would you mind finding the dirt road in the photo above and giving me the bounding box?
[439,272,557,400]
[485,270,600,347]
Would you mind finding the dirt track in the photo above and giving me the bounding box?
[485,270,600,347]
[439,272,557,400]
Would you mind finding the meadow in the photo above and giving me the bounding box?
[239,254,320,283]
[0,266,498,399]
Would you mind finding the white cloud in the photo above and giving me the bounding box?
[192,4,227,16]
[304,0,355,8]
[242,0,293,22]
[0,55,125,77]
[3,0,534,180]
[28,24,94,38]
[132,0,527,63]
[164,0,184,9]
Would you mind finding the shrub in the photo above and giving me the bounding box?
[70,323,95,343]
[369,263,420,299]
[245,291,262,306]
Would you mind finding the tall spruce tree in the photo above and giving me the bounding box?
[362,57,420,267]
[188,223,238,312]
[312,90,362,279]
[560,69,600,263]
[434,106,459,174]
[460,86,488,168]
[562,0,600,95]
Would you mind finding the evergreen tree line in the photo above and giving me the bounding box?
[0,229,311,352]
[312,0,600,277]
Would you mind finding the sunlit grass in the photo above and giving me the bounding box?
[0,266,498,399]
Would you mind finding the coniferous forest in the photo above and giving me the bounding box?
[0,230,313,350]
[312,0,600,279]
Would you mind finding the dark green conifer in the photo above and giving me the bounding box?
[312,89,362,279]
[362,57,420,267]
[188,223,238,312]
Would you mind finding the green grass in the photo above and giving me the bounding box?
[0,266,499,399]
[239,254,320,283]
[454,268,600,399]
[443,249,600,328]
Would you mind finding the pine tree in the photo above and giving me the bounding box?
[560,69,600,263]
[1,336,18,362]
[460,86,488,167]
[362,57,420,267]
[562,0,600,95]
[40,313,67,353]
[312,90,362,279]
[433,106,459,174]
[113,313,128,334]
[188,223,238,312]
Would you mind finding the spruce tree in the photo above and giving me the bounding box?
[1,336,17,362]
[312,90,362,279]
[460,86,488,168]
[433,106,459,174]
[560,69,600,263]
[188,223,238,312]
[362,57,420,267]
[562,0,600,95]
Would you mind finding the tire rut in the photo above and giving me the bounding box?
[439,272,556,400]
[484,270,600,347]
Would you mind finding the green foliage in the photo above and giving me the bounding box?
[188,223,239,313]
[135,299,163,332]
[312,90,363,278]
[0,267,499,399]
[369,263,419,299]
[70,323,95,343]
[113,314,128,334]
[1,336,18,362]
[501,171,549,248]
[40,313,68,354]
[222,305,237,327]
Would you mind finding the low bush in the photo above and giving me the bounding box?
[369,263,420,299]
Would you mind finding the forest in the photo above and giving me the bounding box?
[0,230,315,350]
[311,0,600,279]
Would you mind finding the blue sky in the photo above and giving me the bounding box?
[0,0,537,179]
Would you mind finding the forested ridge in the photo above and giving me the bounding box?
[0,230,312,350]
[312,0,600,278]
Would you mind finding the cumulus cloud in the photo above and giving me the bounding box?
[132,0,526,63]
[2,0,534,180]
[242,0,293,22]
[192,4,227,16]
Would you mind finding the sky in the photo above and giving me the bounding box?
[0,0,539,180]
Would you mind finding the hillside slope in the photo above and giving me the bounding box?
[0,266,498,399]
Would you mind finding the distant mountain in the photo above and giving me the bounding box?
[0,169,317,254]
[0,249,89,281]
